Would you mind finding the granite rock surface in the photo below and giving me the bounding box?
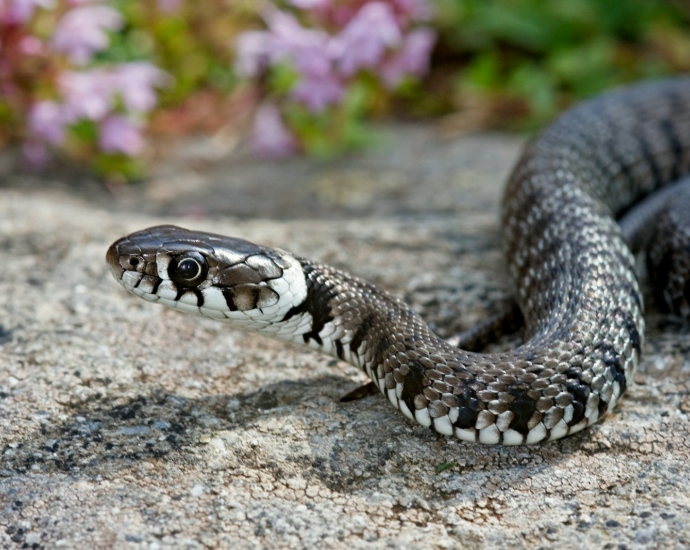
[0,125,688,549]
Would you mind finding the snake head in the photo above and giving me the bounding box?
[106,225,307,324]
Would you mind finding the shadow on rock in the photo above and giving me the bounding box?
[0,376,339,477]
[0,371,612,500]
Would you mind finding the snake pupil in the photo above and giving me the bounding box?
[168,251,208,288]
[178,258,200,280]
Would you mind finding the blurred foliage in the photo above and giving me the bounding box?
[284,82,382,158]
[432,0,690,129]
[3,0,690,176]
[232,1,437,158]
[106,0,256,104]
[0,0,260,179]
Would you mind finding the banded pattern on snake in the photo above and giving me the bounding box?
[107,78,690,445]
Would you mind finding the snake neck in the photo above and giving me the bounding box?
[281,260,443,371]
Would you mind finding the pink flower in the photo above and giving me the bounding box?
[292,73,343,112]
[265,10,332,74]
[52,5,123,65]
[19,35,43,55]
[381,27,436,88]
[59,69,113,120]
[234,0,438,155]
[266,11,343,111]
[236,12,330,79]
[250,103,297,158]
[28,100,66,143]
[236,10,344,113]
[157,0,180,13]
[22,140,50,168]
[331,2,402,76]
[288,0,331,8]
[58,64,166,122]
[0,0,53,25]
[111,62,168,112]
[99,115,144,155]
[235,30,273,78]
[392,0,432,22]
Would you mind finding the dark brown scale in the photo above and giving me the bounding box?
[647,182,690,317]
[218,264,263,286]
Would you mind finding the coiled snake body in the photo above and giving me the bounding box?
[107,78,690,445]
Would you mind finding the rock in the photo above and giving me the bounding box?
[0,124,688,548]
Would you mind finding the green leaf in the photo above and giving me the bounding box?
[92,153,145,181]
[268,63,300,95]
[70,120,99,143]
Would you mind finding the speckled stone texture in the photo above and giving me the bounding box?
[0,125,689,549]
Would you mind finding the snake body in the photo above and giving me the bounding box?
[107,78,690,445]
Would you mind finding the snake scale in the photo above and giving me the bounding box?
[107,78,690,445]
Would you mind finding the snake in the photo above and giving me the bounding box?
[106,78,690,445]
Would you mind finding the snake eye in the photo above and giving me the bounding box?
[178,258,201,279]
[169,251,208,287]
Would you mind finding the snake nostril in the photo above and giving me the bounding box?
[129,258,140,267]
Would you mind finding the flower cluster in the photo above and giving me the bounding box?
[0,0,167,170]
[25,62,168,166]
[235,0,436,157]
[0,0,437,173]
